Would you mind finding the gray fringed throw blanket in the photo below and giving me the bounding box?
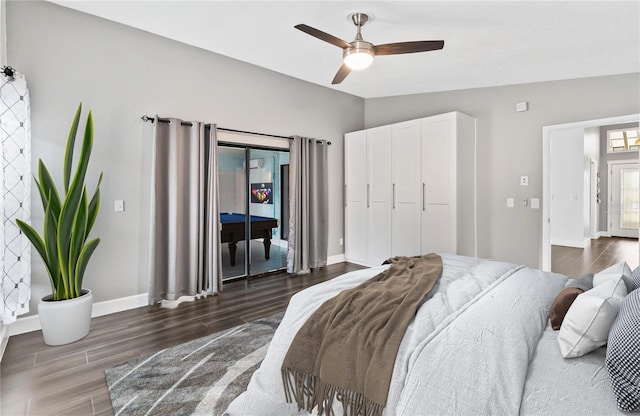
[281,253,443,416]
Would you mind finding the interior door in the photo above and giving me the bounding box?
[609,161,639,238]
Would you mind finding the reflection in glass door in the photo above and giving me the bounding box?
[218,146,248,280]
[248,149,289,275]
[610,161,639,238]
[218,145,289,280]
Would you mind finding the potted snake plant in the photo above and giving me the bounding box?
[16,103,102,346]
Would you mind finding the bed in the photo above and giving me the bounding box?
[226,254,638,415]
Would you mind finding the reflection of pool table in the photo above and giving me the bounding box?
[220,213,278,266]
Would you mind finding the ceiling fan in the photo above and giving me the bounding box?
[295,13,444,85]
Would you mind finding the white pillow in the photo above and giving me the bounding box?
[594,261,633,292]
[558,276,627,358]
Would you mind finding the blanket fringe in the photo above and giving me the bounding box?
[282,367,384,416]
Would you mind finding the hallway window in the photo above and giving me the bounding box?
[607,128,640,153]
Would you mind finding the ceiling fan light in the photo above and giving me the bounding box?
[344,50,374,70]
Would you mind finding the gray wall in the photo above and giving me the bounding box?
[7,0,364,313]
[598,122,640,232]
[365,73,640,267]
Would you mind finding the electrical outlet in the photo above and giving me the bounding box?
[507,198,514,208]
[114,200,125,212]
[339,238,344,246]
[520,176,529,186]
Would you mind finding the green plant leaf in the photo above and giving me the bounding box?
[43,192,62,300]
[87,172,103,236]
[34,177,48,213]
[69,189,89,298]
[37,160,62,219]
[16,219,60,298]
[63,103,82,192]
[74,238,100,295]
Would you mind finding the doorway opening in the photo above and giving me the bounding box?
[218,144,290,281]
[542,114,640,271]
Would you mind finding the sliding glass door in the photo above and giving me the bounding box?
[218,146,248,279]
[248,149,289,275]
[218,144,289,280]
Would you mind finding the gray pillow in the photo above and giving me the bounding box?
[632,266,640,290]
[565,273,594,292]
[606,287,640,412]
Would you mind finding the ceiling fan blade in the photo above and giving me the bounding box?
[295,24,351,49]
[332,64,352,85]
[374,40,444,56]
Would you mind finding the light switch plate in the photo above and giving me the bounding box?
[531,198,540,209]
[507,198,514,208]
[114,200,125,212]
[520,176,529,186]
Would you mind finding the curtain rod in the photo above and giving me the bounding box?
[141,115,331,145]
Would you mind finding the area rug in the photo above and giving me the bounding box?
[104,312,283,416]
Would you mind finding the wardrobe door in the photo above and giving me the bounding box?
[366,125,393,265]
[421,115,456,254]
[391,120,422,257]
[344,130,367,264]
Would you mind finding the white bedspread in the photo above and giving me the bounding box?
[226,254,569,416]
[520,325,624,415]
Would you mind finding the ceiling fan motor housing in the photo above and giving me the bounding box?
[343,39,375,69]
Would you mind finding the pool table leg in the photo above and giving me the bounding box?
[263,233,271,260]
[228,242,237,266]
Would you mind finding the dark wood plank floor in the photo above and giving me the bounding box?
[0,262,364,416]
[552,236,639,278]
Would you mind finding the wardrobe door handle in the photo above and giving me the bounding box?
[393,183,396,209]
[422,183,426,211]
[367,184,370,208]
[344,184,347,207]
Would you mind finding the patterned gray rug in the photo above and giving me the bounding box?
[104,312,283,416]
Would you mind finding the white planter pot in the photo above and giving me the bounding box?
[38,289,93,346]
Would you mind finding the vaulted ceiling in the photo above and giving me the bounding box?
[50,1,640,99]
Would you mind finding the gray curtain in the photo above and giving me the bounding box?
[149,118,222,305]
[287,136,329,274]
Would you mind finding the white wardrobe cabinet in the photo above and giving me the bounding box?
[345,111,476,266]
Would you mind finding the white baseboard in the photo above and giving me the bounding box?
[0,323,9,362]
[8,293,149,337]
[327,254,346,265]
[343,258,373,267]
[550,238,590,249]
[596,231,611,239]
